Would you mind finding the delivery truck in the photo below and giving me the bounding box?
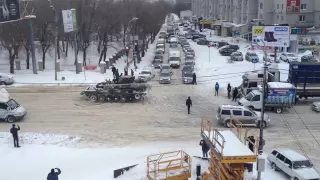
[238,82,296,113]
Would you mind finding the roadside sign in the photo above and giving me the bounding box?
[200,19,215,25]
[208,45,211,48]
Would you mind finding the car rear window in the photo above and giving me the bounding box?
[221,110,231,115]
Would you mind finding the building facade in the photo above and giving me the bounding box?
[192,0,320,27]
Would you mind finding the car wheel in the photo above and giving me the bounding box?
[271,162,278,171]
[90,94,98,102]
[275,108,282,114]
[135,94,141,100]
[256,121,267,128]
[106,96,112,102]
[114,96,120,102]
[294,178,299,180]
[120,97,126,103]
[0,81,6,85]
[6,116,16,123]
[224,120,232,128]
[98,95,105,102]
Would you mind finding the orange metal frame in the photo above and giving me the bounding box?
[147,150,192,180]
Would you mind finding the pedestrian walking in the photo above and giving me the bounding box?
[124,68,128,76]
[199,139,210,158]
[10,124,20,148]
[232,87,238,101]
[214,82,220,96]
[192,72,197,85]
[47,168,61,180]
[131,69,134,76]
[227,83,231,99]
[111,66,116,78]
[186,96,192,114]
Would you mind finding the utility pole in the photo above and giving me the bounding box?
[48,0,58,80]
[257,40,267,180]
[27,17,37,74]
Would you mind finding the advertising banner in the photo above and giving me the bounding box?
[287,0,300,13]
[62,9,74,33]
[252,26,290,47]
[0,0,20,22]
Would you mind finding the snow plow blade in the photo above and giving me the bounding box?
[193,156,209,161]
[113,164,138,178]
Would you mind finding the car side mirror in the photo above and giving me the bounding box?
[7,107,11,111]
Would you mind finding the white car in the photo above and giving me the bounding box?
[263,53,279,63]
[0,73,14,85]
[137,67,155,81]
[280,53,299,63]
[267,148,320,180]
[156,44,165,53]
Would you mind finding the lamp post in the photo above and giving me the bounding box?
[48,0,58,80]
[124,17,138,70]
[253,39,267,180]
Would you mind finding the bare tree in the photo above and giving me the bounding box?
[0,22,21,74]
[18,21,32,69]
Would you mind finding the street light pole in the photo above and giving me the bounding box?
[124,17,138,70]
[256,39,267,180]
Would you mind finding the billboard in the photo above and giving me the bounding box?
[287,0,300,13]
[252,26,290,47]
[0,0,20,22]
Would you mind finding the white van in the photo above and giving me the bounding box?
[0,88,27,123]
[267,148,320,180]
[168,50,181,68]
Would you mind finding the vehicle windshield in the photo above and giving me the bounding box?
[170,44,178,48]
[154,55,162,59]
[7,99,19,109]
[170,57,180,61]
[245,92,255,101]
[162,66,170,69]
[160,73,170,77]
[293,160,312,169]
[157,44,164,48]
[185,62,193,66]
[153,60,161,63]
[141,71,151,74]
[287,54,296,57]
[184,73,193,77]
[250,54,258,57]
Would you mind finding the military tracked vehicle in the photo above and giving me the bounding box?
[80,76,151,103]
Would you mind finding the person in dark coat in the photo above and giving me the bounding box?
[227,83,231,99]
[214,82,220,96]
[199,139,209,158]
[186,96,192,114]
[232,87,238,101]
[247,136,255,153]
[10,124,20,148]
[124,68,128,76]
[111,66,116,78]
[131,69,134,76]
[192,72,197,85]
[47,168,61,180]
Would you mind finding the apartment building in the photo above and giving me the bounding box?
[192,0,320,27]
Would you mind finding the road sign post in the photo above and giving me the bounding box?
[252,59,258,70]
[208,45,211,62]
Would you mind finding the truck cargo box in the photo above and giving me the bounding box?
[266,82,296,105]
[288,62,320,84]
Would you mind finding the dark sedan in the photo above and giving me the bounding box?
[219,48,236,56]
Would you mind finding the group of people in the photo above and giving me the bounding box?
[111,66,135,83]
[227,83,239,101]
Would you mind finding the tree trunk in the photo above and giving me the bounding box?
[57,37,60,59]
[26,48,30,69]
[97,40,102,54]
[82,48,87,66]
[62,40,65,52]
[42,50,46,69]
[65,41,68,57]
[8,49,14,74]
[103,46,107,61]
[98,48,104,63]
[123,27,126,47]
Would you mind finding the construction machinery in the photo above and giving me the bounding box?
[200,117,258,180]
[147,150,192,180]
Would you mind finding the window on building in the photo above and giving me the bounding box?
[281,15,284,21]
[277,4,279,9]
[281,4,284,9]
[299,15,306,22]
[301,4,307,10]
[277,15,279,20]
[259,14,263,19]
[260,3,263,9]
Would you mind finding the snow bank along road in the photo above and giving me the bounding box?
[1,86,320,168]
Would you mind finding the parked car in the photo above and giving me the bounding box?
[267,148,320,180]
[223,44,240,51]
[184,61,195,67]
[182,65,194,72]
[280,53,299,63]
[185,33,192,39]
[159,70,172,84]
[192,34,206,41]
[156,43,165,53]
[219,48,236,56]
[137,67,155,81]
[197,39,211,46]
[154,54,163,63]
[185,56,195,62]
[301,55,318,62]
[216,41,229,48]
[181,42,190,48]
[152,59,162,69]
[182,44,191,51]
[0,73,14,85]
[311,101,320,112]
[185,49,195,56]
[230,51,243,61]
[182,71,194,84]
[245,52,259,62]
[169,43,179,49]
[160,64,172,74]
[155,50,164,57]
[216,105,270,128]
[185,53,195,59]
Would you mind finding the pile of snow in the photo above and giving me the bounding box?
[0,135,288,180]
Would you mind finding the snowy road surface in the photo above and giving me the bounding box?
[1,86,320,168]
